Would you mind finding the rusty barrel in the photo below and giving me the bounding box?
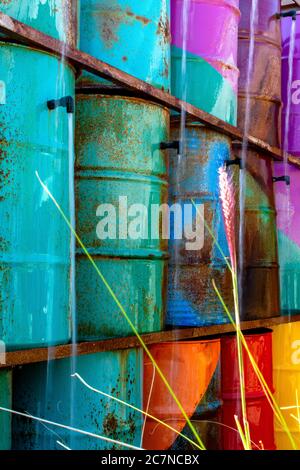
[171,363,222,450]
[143,339,220,450]
[232,147,280,321]
[0,0,78,47]
[78,0,170,90]
[167,125,233,327]
[171,0,240,124]
[0,370,12,450]
[75,95,169,340]
[12,350,143,450]
[273,322,300,449]
[221,330,275,450]
[0,43,75,349]
[238,0,281,146]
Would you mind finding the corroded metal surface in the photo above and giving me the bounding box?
[167,125,234,327]
[0,43,74,349]
[171,0,240,125]
[75,95,169,340]
[0,10,299,169]
[238,0,282,146]
[0,0,78,47]
[78,0,170,90]
[12,350,142,449]
[1,315,300,369]
[221,330,275,450]
[0,370,11,449]
[234,146,280,320]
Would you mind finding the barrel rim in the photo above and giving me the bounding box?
[75,93,170,114]
[0,40,76,74]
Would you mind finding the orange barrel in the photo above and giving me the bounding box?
[221,330,275,450]
[143,339,220,450]
[273,322,300,450]
[238,0,281,146]
[170,363,222,450]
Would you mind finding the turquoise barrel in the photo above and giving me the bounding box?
[78,0,170,90]
[12,350,142,450]
[0,43,75,349]
[0,0,78,47]
[75,95,169,340]
[167,125,233,327]
[0,370,12,450]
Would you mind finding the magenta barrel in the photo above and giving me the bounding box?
[171,0,240,125]
[238,0,281,146]
[274,14,300,315]
[282,14,300,156]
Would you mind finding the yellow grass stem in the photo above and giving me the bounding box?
[36,172,205,451]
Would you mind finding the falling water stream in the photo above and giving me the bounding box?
[238,0,258,318]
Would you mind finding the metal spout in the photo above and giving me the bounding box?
[47,96,74,114]
[276,10,297,20]
[272,175,290,185]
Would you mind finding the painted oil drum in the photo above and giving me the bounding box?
[143,339,220,450]
[0,43,74,349]
[282,14,300,157]
[78,0,170,90]
[167,124,233,327]
[12,349,142,450]
[171,0,240,125]
[171,363,222,450]
[221,330,276,450]
[274,165,300,314]
[0,0,78,47]
[273,322,300,449]
[238,0,281,146]
[233,148,280,321]
[0,370,12,450]
[75,95,169,340]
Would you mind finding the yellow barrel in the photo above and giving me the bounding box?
[273,322,300,450]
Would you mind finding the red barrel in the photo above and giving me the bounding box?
[221,330,275,450]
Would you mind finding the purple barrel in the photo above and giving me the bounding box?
[282,14,300,156]
[274,14,300,315]
[238,0,281,146]
[171,0,240,125]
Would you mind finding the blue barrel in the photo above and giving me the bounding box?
[75,95,169,340]
[0,370,12,450]
[78,0,170,90]
[12,350,142,450]
[0,0,78,47]
[171,363,222,450]
[167,125,233,327]
[0,43,75,349]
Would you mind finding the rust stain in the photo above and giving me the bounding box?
[125,9,151,25]
[157,15,171,43]
[122,56,128,62]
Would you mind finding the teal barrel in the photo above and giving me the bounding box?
[78,0,170,90]
[0,370,12,450]
[0,0,78,47]
[167,125,233,327]
[12,350,142,450]
[0,43,75,349]
[75,95,169,340]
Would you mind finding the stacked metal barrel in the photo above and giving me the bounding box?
[0,0,77,450]
[273,12,300,450]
